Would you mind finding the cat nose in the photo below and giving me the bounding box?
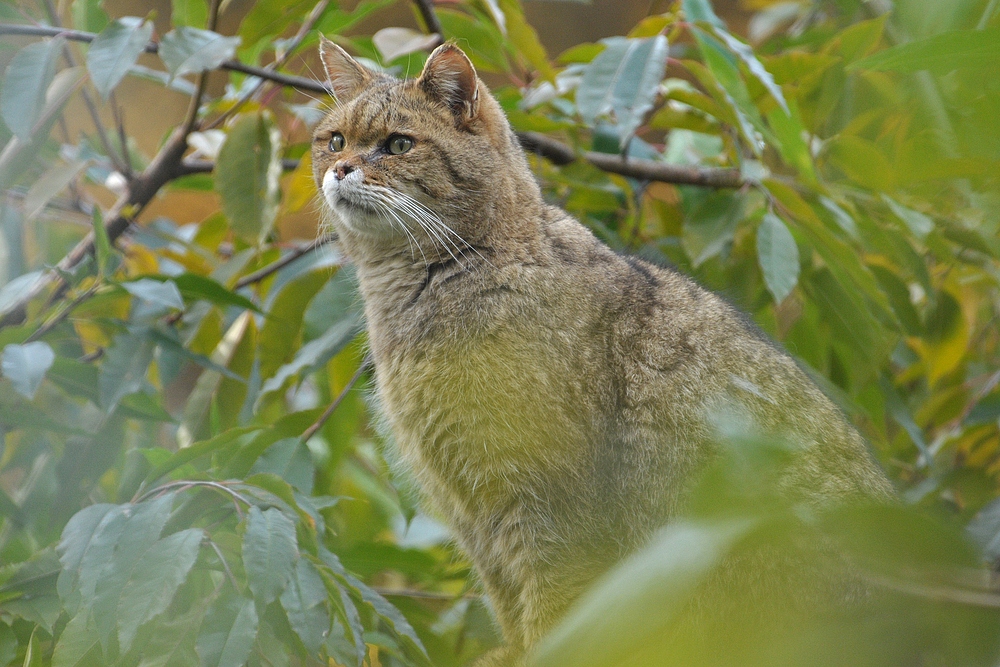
[334,162,355,180]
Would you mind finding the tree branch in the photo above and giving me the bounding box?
[412,0,444,43]
[518,131,745,188]
[234,234,338,289]
[301,355,373,442]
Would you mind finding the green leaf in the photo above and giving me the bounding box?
[372,27,440,63]
[1,38,64,139]
[280,558,330,655]
[159,27,241,79]
[259,269,330,381]
[98,330,156,409]
[498,0,555,80]
[142,427,259,487]
[116,528,203,653]
[172,0,208,28]
[250,438,316,494]
[22,159,89,221]
[51,611,102,667]
[849,27,1000,74]
[121,278,185,310]
[437,8,509,73]
[577,36,670,145]
[135,605,205,667]
[883,196,934,240]
[86,17,153,99]
[197,596,259,667]
[173,273,261,313]
[239,0,314,45]
[682,0,724,27]
[215,113,282,244]
[56,503,122,604]
[706,25,788,113]
[2,341,55,399]
[756,213,800,304]
[258,312,361,403]
[90,494,176,645]
[532,519,755,667]
[323,550,431,667]
[72,0,110,33]
[0,623,16,667]
[243,506,298,607]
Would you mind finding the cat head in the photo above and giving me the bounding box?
[311,38,537,262]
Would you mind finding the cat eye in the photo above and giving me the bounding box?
[328,133,345,152]
[386,135,414,155]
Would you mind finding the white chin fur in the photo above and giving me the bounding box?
[321,168,385,236]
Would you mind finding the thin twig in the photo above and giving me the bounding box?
[205,0,331,130]
[26,283,100,343]
[181,0,222,135]
[301,355,373,442]
[207,539,242,592]
[39,0,128,174]
[374,586,480,601]
[234,234,338,289]
[0,24,333,95]
[412,0,444,40]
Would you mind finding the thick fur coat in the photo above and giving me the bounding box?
[311,39,893,665]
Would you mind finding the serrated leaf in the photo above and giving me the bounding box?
[1,38,63,139]
[849,27,1000,74]
[56,503,122,603]
[117,528,203,653]
[250,438,315,494]
[321,549,430,667]
[280,558,330,655]
[216,113,282,244]
[51,611,102,667]
[199,597,259,667]
[159,27,241,78]
[121,278,185,310]
[86,17,153,99]
[577,36,669,145]
[0,623,16,667]
[243,506,298,606]
[89,494,176,646]
[1,341,55,399]
[135,605,205,667]
[757,213,800,304]
[98,330,156,409]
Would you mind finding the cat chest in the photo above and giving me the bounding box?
[375,333,590,490]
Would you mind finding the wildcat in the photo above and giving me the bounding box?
[311,38,893,666]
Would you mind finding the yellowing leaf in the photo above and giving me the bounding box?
[283,152,315,215]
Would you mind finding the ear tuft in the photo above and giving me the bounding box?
[418,44,479,122]
[319,35,372,103]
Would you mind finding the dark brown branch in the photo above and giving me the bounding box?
[412,0,444,43]
[233,234,338,289]
[518,131,745,188]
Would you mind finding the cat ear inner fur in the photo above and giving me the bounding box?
[318,35,373,103]
[418,44,480,122]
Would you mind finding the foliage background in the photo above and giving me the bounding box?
[0,0,999,665]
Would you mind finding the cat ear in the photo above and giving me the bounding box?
[418,44,479,121]
[319,36,372,103]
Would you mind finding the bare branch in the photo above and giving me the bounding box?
[301,355,373,443]
[234,234,338,289]
[412,0,444,41]
[518,131,745,188]
[0,24,332,95]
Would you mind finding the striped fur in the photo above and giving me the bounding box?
[311,40,893,666]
